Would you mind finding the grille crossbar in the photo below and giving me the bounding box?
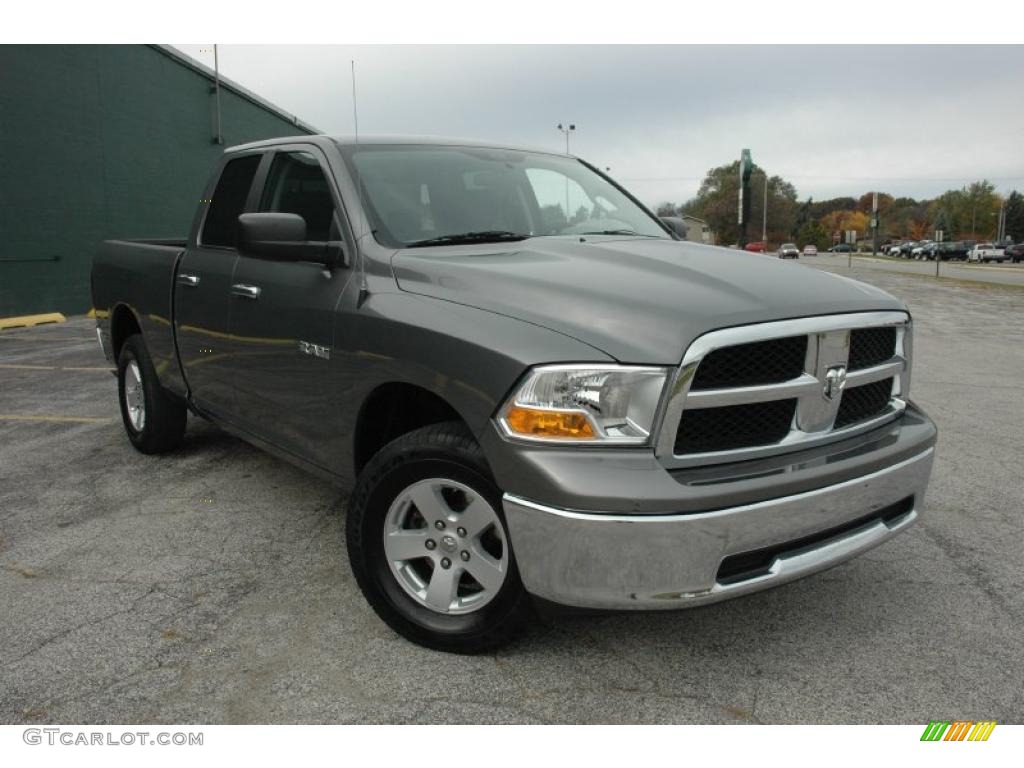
[655,312,911,467]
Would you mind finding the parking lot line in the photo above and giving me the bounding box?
[0,364,113,372]
[0,414,111,423]
[0,336,94,342]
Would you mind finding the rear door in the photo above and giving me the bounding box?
[226,145,354,466]
[174,152,263,419]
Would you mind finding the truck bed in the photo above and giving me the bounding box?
[91,238,187,397]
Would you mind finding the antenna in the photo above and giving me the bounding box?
[351,59,369,306]
[212,45,223,145]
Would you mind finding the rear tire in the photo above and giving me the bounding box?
[117,334,186,454]
[346,422,532,653]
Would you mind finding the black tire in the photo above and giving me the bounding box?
[117,334,186,454]
[346,422,532,653]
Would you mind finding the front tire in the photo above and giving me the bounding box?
[346,422,532,653]
[117,334,186,454]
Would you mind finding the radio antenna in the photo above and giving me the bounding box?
[351,59,369,305]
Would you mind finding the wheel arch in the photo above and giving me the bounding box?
[110,303,143,361]
[353,381,478,476]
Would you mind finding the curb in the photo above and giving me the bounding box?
[0,313,67,330]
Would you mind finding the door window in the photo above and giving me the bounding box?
[259,151,337,241]
[200,154,262,248]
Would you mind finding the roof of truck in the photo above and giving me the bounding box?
[226,134,571,158]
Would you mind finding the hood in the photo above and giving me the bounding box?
[392,236,905,363]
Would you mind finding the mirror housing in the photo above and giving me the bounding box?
[659,216,688,239]
[237,213,344,266]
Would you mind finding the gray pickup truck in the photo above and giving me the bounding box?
[92,135,937,652]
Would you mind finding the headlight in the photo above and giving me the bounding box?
[497,365,670,444]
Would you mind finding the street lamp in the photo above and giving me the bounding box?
[556,123,576,154]
[556,123,576,222]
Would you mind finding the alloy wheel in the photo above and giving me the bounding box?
[383,478,508,615]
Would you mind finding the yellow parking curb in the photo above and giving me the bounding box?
[0,313,67,330]
[87,308,97,319]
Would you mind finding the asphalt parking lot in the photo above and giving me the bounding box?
[1,262,1023,724]
[815,252,1024,287]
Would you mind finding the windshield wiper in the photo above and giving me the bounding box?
[405,231,529,248]
[577,229,660,237]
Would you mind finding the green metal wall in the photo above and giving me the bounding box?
[0,45,314,317]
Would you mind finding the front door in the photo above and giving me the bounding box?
[227,147,353,467]
[174,153,262,420]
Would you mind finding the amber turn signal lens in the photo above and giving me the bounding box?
[504,406,596,439]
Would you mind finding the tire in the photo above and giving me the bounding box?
[346,421,532,653]
[117,334,186,454]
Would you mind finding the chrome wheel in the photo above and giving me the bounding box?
[123,360,146,431]
[383,478,508,615]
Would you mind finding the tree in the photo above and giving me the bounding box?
[928,189,966,238]
[889,200,930,239]
[962,180,1000,239]
[820,210,870,240]
[797,220,829,251]
[806,197,858,222]
[685,161,798,246]
[856,192,894,217]
[908,219,931,239]
[932,209,953,241]
[1004,191,1024,242]
[655,202,679,217]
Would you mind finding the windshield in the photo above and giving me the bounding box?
[340,144,670,248]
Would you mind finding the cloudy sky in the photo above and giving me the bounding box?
[174,45,1024,206]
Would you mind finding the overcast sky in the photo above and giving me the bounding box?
[174,44,1024,206]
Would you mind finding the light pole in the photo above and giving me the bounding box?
[761,172,768,247]
[556,122,576,154]
[556,123,576,221]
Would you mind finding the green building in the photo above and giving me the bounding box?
[0,45,317,317]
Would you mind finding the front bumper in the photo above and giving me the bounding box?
[502,446,934,610]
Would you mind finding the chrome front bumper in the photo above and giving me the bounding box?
[502,447,934,610]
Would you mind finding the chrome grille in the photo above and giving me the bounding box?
[656,311,911,467]
[834,377,894,428]
[848,327,897,371]
[690,336,807,390]
[673,399,797,454]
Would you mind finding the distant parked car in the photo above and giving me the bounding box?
[830,243,854,253]
[968,243,1007,263]
[892,241,919,258]
[777,243,800,259]
[911,241,934,259]
[743,241,767,253]
[802,244,818,256]
[1004,243,1023,263]
[940,242,970,261]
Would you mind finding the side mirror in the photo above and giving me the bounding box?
[659,216,688,239]
[237,213,344,266]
